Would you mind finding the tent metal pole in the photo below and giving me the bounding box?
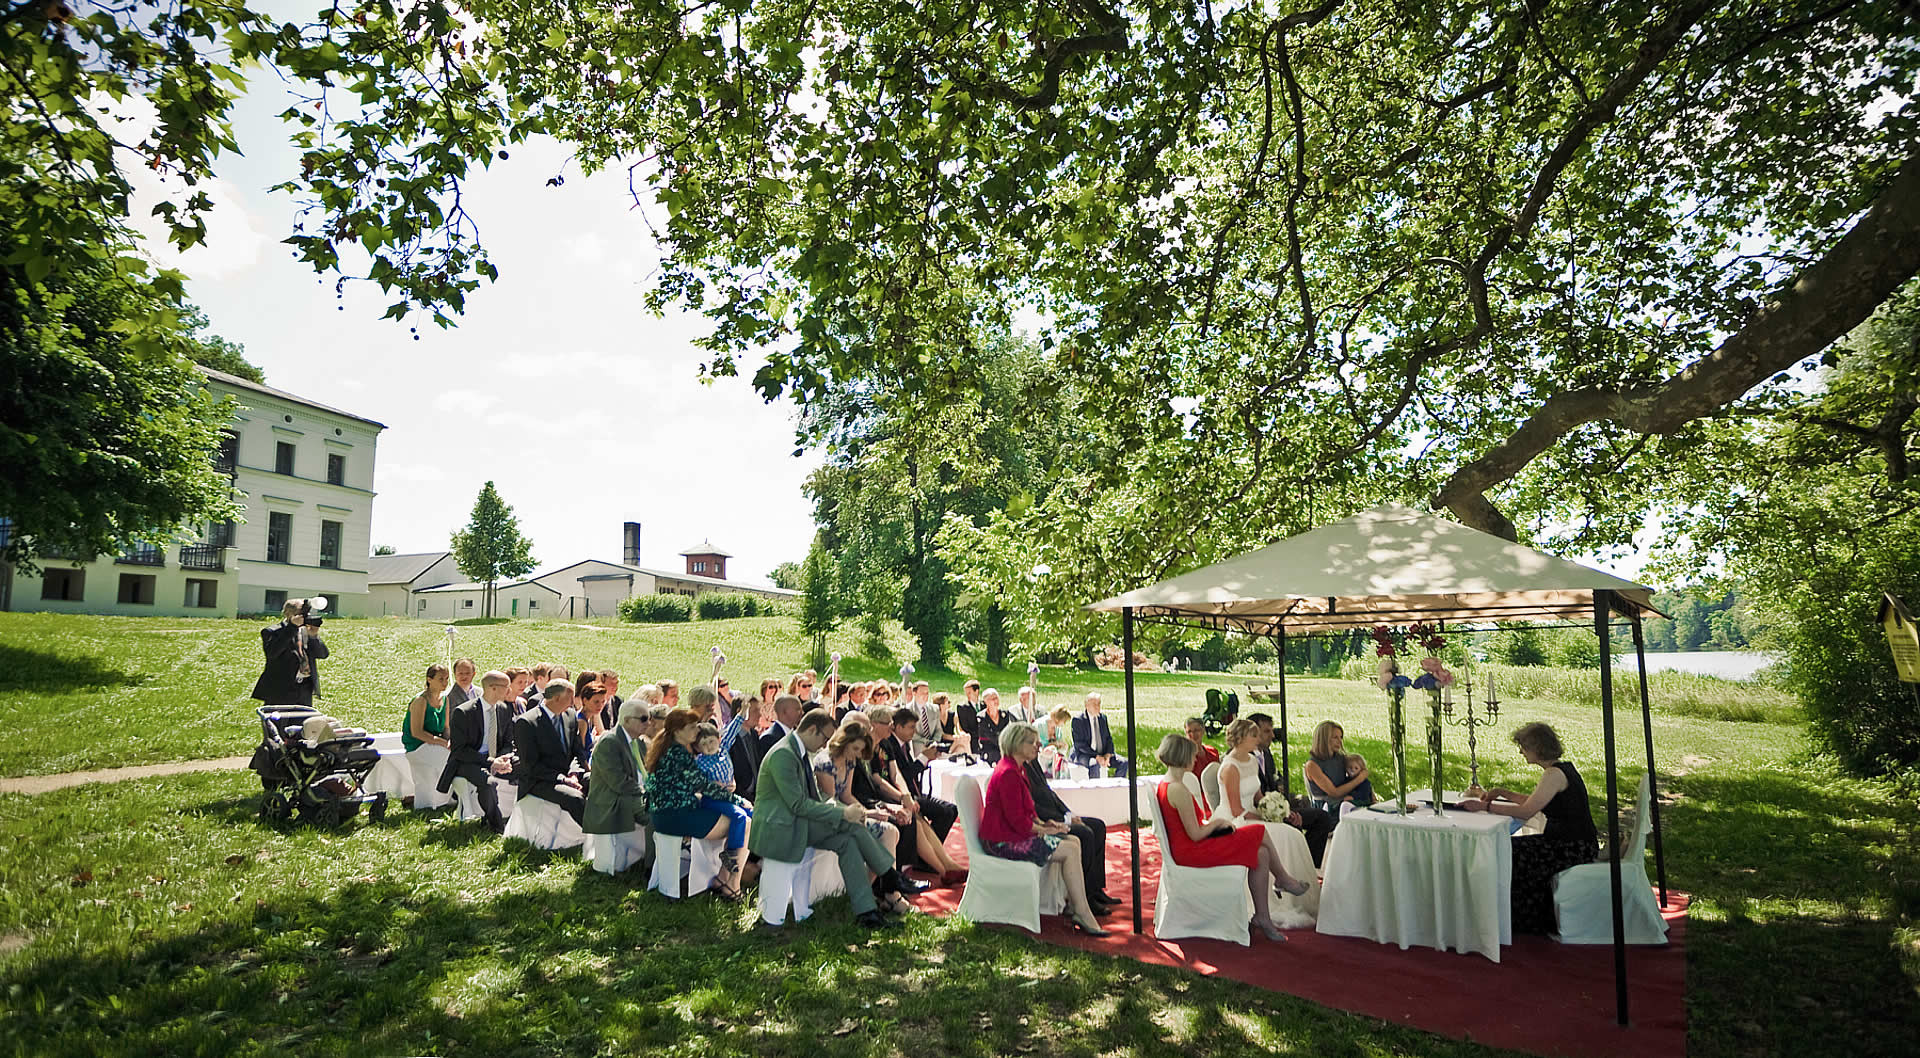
[1630,613,1669,908]
[1596,590,1629,1026]
[1124,607,1143,935]
[1277,627,1290,797]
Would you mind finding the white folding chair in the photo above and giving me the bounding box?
[759,849,818,926]
[587,826,649,875]
[1145,779,1253,945]
[503,792,585,850]
[1552,773,1670,945]
[953,776,1065,933]
[648,831,725,898]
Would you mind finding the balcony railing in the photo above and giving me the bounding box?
[178,543,226,572]
[117,546,165,567]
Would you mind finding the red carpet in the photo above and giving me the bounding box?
[916,826,1688,1058]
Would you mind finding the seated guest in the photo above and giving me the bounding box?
[445,658,479,712]
[1185,717,1221,774]
[1243,712,1335,863]
[646,705,753,901]
[752,693,804,769]
[1155,733,1309,942]
[1303,720,1377,817]
[749,708,912,930]
[1459,723,1599,933]
[973,688,1013,764]
[1217,717,1329,881]
[813,722,911,911]
[573,680,613,769]
[955,680,984,742]
[1013,685,1038,723]
[980,722,1107,935]
[785,671,817,706]
[1022,741,1116,911]
[1070,692,1129,778]
[656,678,678,707]
[689,684,754,794]
[504,666,533,714]
[600,669,625,719]
[756,677,785,725]
[403,663,454,810]
[868,708,965,883]
[511,679,586,824]
[437,669,518,832]
[521,663,552,714]
[585,699,652,861]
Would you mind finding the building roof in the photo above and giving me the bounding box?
[198,365,388,429]
[367,551,452,586]
[535,557,797,597]
[678,539,733,558]
[416,579,559,595]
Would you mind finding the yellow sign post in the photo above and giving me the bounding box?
[1881,594,1920,683]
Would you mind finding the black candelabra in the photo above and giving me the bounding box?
[1441,672,1500,792]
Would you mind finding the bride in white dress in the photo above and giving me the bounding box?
[1213,719,1321,927]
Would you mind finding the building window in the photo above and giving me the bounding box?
[264,589,287,613]
[214,432,239,476]
[319,520,342,569]
[693,560,706,573]
[209,520,237,548]
[184,579,218,608]
[117,573,157,605]
[40,568,84,601]
[275,442,296,475]
[326,453,345,486]
[416,598,427,615]
[267,512,292,563]
[462,599,474,608]
[527,598,539,610]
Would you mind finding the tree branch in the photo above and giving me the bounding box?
[1434,147,1920,535]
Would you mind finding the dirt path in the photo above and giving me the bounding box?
[0,756,252,796]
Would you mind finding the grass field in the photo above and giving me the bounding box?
[0,612,1915,1057]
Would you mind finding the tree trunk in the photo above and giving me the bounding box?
[1436,149,1920,538]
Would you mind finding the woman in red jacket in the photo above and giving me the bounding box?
[979,722,1109,935]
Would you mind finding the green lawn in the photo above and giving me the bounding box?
[0,612,1915,1057]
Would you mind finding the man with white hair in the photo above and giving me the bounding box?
[1071,692,1129,778]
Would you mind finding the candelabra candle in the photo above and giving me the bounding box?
[1444,677,1496,792]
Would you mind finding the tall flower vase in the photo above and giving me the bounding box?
[1388,686,1410,815]
[1427,690,1445,815]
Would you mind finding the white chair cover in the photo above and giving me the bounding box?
[587,826,649,875]
[406,745,453,810]
[953,776,1065,934]
[759,849,818,925]
[1553,773,1670,945]
[503,792,585,849]
[1145,779,1254,945]
[648,831,725,898]
[809,847,847,899]
[1200,761,1224,808]
[363,732,412,802]
[448,777,483,822]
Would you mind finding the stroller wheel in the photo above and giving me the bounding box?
[367,792,389,825]
[261,788,293,823]
[304,797,348,828]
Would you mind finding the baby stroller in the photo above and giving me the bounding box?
[249,706,388,826]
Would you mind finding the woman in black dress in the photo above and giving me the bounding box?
[1459,722,1599,934]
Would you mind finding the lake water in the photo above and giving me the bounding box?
[1625,650,1779,681]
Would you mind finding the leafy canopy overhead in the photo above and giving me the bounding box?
[6,0,1917,553]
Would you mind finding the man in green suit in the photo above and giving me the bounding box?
[749,703,906,930]
[584,699,651,872]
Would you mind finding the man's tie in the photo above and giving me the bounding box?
[480,704,494,759]
[629,732,644,772]
[796,734,819,800]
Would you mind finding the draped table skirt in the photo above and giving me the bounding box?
[1314,805,1512,961]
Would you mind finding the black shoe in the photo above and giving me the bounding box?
[894,875,931,895]
[855,910,902,930]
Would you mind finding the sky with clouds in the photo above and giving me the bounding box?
[138,55,823,586]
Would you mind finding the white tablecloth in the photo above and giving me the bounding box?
[931,759,1156,823]
[1315,805,1513,961]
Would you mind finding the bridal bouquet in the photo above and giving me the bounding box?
[1257,790,1292,822]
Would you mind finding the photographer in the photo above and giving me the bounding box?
[250,597,330,708]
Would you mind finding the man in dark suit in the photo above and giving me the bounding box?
[1024,757,1117,911]
[250,598,329,707]
[1246,712,1335,866]
[512,679,585,824]
[879,706,958,857]
[439,670,518,832]
[1070,692,1129,777]
[445,658,479,711]
[751,694,804,771]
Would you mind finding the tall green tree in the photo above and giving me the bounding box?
[797,534,839,672]
[449,481,536,619]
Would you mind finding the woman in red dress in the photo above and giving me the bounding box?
[1155,733,1310,941]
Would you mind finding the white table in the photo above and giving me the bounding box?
[930,759,1157,823]
[1314,803,1513,961]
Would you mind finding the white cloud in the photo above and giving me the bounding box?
[105,96,269,280]
[379,463,447,484]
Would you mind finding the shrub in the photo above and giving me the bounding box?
[619,593,693,623]
[695,593,761,620]
[1548,627,1603,669]
[1487,625,1548,666]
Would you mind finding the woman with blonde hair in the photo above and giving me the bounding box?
[1156,732,1310,942]
[813,721,915,914]
[978,722,1108,934]
[1303,720,1376,816]
[1216,718,1321,920]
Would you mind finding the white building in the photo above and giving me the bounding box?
[2,367,384,617]
[361,551,463,618]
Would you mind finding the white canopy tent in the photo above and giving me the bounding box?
[1087,502,1670,1027]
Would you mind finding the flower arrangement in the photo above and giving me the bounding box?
[1257,790,1292,822]
[1372,622,1453,813]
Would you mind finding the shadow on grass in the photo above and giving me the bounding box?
[0,643,149,693]
[1667,769,1920,1058]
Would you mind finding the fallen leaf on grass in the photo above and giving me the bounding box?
[831,1018,860,1037]
[70,870,93,888]
[224,854,246,866]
